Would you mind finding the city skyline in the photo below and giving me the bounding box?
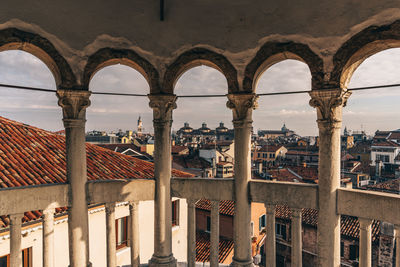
[0,48,398,136]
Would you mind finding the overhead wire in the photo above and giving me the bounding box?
[0,82,399,98]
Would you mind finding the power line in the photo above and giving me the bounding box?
[0,82,399,98]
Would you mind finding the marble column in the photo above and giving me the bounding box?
[210,201,220,267]
[57,89,91,267]
[148,94,177,267]
[105,203,116,267]
[129,201,140,267]
[395,224,400,267]
[10,213,24,267]
[227,93,258,267]
[309,88,351,267]
[43,208,55,267]
[265,204,276,267]
[291,208,302,267]
[187,199,196,267]
[359,218,372,267]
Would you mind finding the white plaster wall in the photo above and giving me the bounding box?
[0,199,188,266]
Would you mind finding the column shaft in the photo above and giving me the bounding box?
[105,203,116,267]
[210,201,220,267]
[148,94,177,267]
[265,205,276,267]
[10,213,24,267]
[395,224,400,267]
[291,208,302,267]
[187,200,196,267]
[309,89,351,267]
[57,90,91,267]
[130,201,140,267]
[359,218,372,267]
[43,208,55,267]
[227,94,258,267]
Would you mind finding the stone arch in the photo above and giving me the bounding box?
[0,28,77,89]
[163,48,239,94]
[83,48,160,93]
[333,20,400,89]
[243,42,324,92]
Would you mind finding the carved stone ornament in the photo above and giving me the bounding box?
[309,89,351,124]
[226,93,258,127]
[148,94,177,124]
[57,90,91,121]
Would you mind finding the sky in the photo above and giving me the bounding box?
[0,48,399,136]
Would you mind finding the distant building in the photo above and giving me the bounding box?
[85,130,119,144]
[258,124,295,140]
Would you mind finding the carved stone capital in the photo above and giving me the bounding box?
[309,89,351,130]
[42,208,55,218]
[57,90,91,127]
[105,203,115,215]
[129,201,139,212]
[226,93,258,128]
[148,94,177,127]
[187,199,197,208]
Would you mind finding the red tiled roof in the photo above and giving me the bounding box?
[367,178,400,193]
[372,140,400,147]
[267,169,303,183]
[258,145,283,152]
[0,116,192,227]
[171,145,188,154]
[196,199,235,216]
[196,231,233,263]
[286,150,318,156]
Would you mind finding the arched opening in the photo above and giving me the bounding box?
[172,65,231,173]
[252,59,317,189]
[342,48,400,190]
[0,50,59,130]
[87,64,151,134]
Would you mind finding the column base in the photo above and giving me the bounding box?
[68,263,92,267]
[230,258,254,267]
[148,254,177,267]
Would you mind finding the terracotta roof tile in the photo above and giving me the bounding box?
[196,231,233,263]
[0,116,193,228]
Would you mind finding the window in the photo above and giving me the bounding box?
[250,221,254,237]
[115,217,128,249]
[349,244,359,261]
[172,200,180,226]
[259,214,266,231]
[340,242,344,257]
[376,154,390,162]
[0,247,32,267]
[276,223,287,240]
[206,216,211,232]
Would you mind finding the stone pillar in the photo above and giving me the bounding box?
[187,199,196,267]
[43,208,55,267]
[359,218,372,267]
[395,224,400,267]
[9,213,24,267]
[210,201,220,267]
[265,205,276,267]
[105,203,116,267]
[291,208,302,267]
[148,94,177,267]
[227,93,258,267]
[57,89,91,267]
[309,88,351,267]
[129,201,140,267]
